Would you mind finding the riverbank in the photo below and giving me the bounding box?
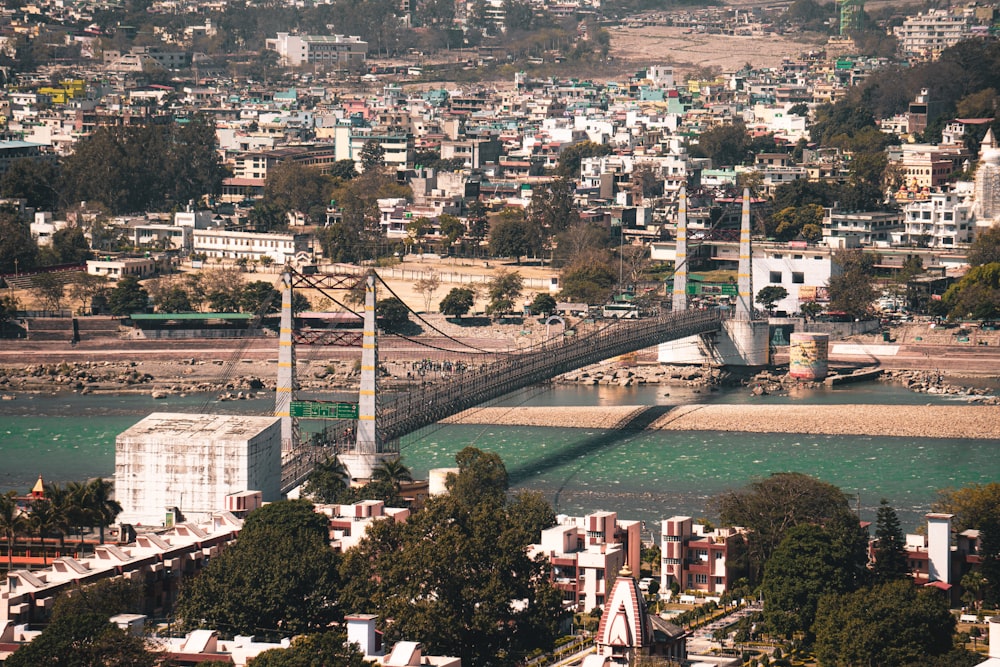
[445,403,999,439]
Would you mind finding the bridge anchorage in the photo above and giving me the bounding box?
[276,264,725,493]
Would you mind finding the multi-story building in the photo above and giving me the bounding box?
[0,512,243,627]
[823,209,905,247]
[115,413,282,526]
[897,186,975,248]
[661,516,745,595]
[894,10,970,61]
[529,511,641,612]
[266,33,368,68]
[191,229,310,264]
[323,499,410,552]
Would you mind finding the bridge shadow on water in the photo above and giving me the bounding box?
[506,405,677,511]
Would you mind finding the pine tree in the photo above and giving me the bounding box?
[873,498,910,583]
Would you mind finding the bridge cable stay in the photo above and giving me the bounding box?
[372,274,500,355]
[199,286,280,413]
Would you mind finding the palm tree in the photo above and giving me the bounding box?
[371,457,413,489]
[301,456,351,504]
[43,482,73,558]
[65,480,90,548]
[0,491,28,572]
[84,478,122,544]
[29,499,58,566]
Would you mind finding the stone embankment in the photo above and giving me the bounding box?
[879,369,1000,405]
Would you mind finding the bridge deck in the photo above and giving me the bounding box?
[280,309,722,491]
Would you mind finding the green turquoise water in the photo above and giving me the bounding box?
[1,385,996,532]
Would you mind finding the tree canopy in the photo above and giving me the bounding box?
[338,447,564,666]
[872,499,909,584]
[439,287,475,318]
[828,249,877,319]
[711,472,862,583]
[175,499,341,637]
[813,580,955,666]
[760,522,865,640]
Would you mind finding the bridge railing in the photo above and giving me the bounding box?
[378,309,722,443]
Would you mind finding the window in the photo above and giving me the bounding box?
[695,574,708,584]
[715,551,723,560]
[769,271,782,283]
[792,272,804,284]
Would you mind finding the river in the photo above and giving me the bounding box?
[0,382,995,533]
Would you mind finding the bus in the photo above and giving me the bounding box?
[602,303,640,319]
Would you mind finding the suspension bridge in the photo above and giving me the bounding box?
[275,270,723,493]
[278,188,765,492]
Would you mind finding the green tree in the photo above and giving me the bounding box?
[34,272,66,312]
[264,160,333,224]
[556,141,612,178]
[828,249,877,319]
[761,523,862,640]
[4,611,157,667]
[338,447,566,666]
[301,456,351,504]
[529,292,557,316]
[968,224,1000,267]
[156,285,194,313]
[486,269,524,317]
[83,478,121,544]
[439,287,475,318]
[371,457,413,489]
[692,121,751,167]
[249,630,371,666]
[376,297,410,331]
[107,276,149,316]
[527,177,579,235]
[941,262,1000,320]
[69,273,109,315]
[0,208,39,274]
[329,159,359,181]
[0,158,61,211]
[0,293,20,335]
[560,260,617,304]
[712,472,862,583]
[240,280,281,314]
[360,139,385,172]
[755,285,788,315]
[872,499,909,583]
[175,500,341,637]
[44,227,93,266]
[438,214,466,250]
[0,490,28,572]
[813,580,955,666]
[489,209,543,263]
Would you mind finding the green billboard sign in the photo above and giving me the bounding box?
[290,401,359,419]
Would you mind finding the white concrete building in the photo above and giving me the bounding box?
[86,257,157,281]
[192,229,310,264]
[751,243,839,315]
[115,413,282,526]
[266,32,368,68]
[894,10,970,61]
[898,185,975,248]
[823,209,904,247]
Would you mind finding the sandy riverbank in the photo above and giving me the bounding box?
[445,404,1000,439]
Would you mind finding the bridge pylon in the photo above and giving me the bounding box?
[276,269,297,452]
[339,270,394,481]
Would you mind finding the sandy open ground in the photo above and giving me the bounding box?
[446,404,1000,439]
[608,25,823,73]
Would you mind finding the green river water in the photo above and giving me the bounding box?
[0,383,996,532]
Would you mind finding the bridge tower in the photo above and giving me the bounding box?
[339,271,393,480]
[672,187,688,313]
[276,270,297,452]
[658,188,769,366]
